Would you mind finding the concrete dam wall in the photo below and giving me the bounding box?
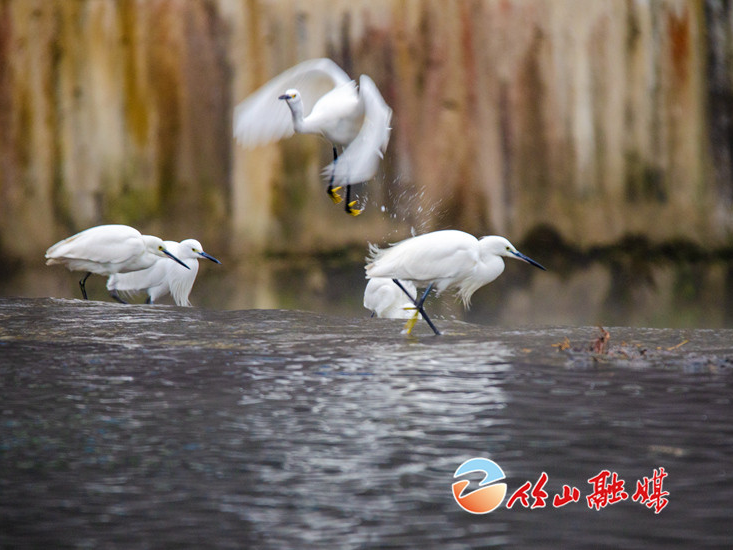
[1,0,732,263]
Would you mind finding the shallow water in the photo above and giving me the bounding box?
[8,252,733,328]
[1,297,732,548]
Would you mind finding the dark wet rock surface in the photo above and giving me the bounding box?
[1,297,732,548]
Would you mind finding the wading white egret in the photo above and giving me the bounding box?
[365,230,546,335]
[106,239,221,306]
[45,225,190,301]
[233,58,392,216]
[363,277,421,320]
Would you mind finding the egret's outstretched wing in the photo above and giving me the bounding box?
[322,74,392,185]
[366,231,478,284]
[233,58,351,149]
[45,225,143,266]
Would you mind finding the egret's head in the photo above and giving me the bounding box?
[143,236,191,270]
[179,239,221,264]
[482,236,546,271]
[278,89,300,102]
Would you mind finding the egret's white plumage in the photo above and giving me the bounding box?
[366,230,546,334]
[233,58,392,188]
[45,224,189,300]
[107,239,221,306]
[364,278,420,319]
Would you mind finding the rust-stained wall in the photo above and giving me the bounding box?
[0,0,731,263]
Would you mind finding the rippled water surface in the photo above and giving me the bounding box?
[1,298,732,548]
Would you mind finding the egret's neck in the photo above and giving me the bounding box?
[285,99,307,133]
[476,245,507,286]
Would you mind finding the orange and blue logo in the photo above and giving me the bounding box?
[452,457,507,514]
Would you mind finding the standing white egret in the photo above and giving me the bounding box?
[233,58,392,216]
[363,278,422,319]
[365,230,546,335]
[106,239,221,306]
[45,225,190,301]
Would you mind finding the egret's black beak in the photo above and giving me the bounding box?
[512,250,547,271]
[278,94,290,100]
[163,249,191,270]
[199,251,221,264]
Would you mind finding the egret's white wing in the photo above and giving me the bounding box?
[107,258,168,293]
[364,277,400,311]
[304,80,362,142]
[45,225,144,265]
[322,74,392,185]
[233,58,351,148]
[366,231,478,284]
[364,278,417,319]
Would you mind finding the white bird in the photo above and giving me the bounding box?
[106,239,221,306]
[45,224,190,301]
[365,230,546,335]
[233,58,392,216]
[363,278,421,319]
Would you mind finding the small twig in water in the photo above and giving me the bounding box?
[666,339,689,351]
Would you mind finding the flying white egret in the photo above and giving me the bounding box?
[365,230,547,335]
[363,277,421,320]
[45,224,190,301]
[233,58,392,216]
[106,239,221,306]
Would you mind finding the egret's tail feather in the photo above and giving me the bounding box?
[365,242,385,274]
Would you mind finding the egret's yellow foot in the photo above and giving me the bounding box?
[402,310,420,335]
[328,186,343,204]
[346,201,362,216]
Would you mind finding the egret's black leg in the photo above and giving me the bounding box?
[391,278,416,302]
[327,147,343,203]
[79,272,91,300]
[392,279,441,335]
[416,284,434,309]
[414,282,440,334]
[145,296,153,305]
[109,289,128,304]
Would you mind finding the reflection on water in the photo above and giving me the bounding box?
[1,299,731,548]
[6,253,733,328]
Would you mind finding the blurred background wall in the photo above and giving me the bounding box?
[1,0,732,264]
